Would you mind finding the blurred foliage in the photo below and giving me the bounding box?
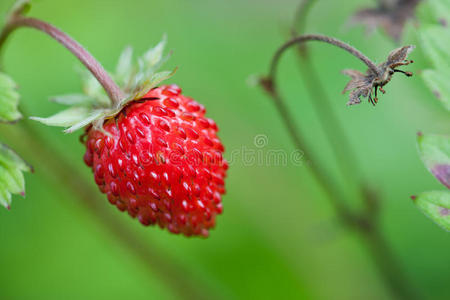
[418,2,450,111]
[415,133,450,230]
[0,0,449,299]
[413,0,450,231]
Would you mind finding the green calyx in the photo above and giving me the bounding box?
[30,36,177,133]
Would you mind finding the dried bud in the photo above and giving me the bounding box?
[342,45,415,106]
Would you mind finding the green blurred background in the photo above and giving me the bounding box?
[0,0,449,299]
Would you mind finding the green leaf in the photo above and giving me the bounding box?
[413,190,450,232]
[0,143,32,209]
[417,133,450,188]
[0,72,22,122]
[418,8,450,110]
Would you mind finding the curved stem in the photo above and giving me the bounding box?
[269,34,379,78]
[0,16,125,105]
[261,34,380,219]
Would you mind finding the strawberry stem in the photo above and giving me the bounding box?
[268,34,380,78]
[0,16,125,106]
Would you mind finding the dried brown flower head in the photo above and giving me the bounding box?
[342,45,414,106]
[350,0,421,42]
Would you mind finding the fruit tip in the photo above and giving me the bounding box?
[410,195,417,201]
[417,131,422,137]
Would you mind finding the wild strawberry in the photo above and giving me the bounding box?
[83,85,227,237]
[31,38,227,236]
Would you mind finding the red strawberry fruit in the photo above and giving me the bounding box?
[84,85,228,236]
[30,37,227,236]
[83,85,228,237]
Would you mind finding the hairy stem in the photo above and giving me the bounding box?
[0,16,125,105]
[269,34,379,78]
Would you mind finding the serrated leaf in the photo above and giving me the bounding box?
[417,134,450,188]
[30,106,92,128]
[0,72,22,122]
[0,182,12,209]
[413,190,450,232]
[0,143,31,209]
[0,164,24,195]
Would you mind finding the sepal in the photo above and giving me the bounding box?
[30,36,176,133]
